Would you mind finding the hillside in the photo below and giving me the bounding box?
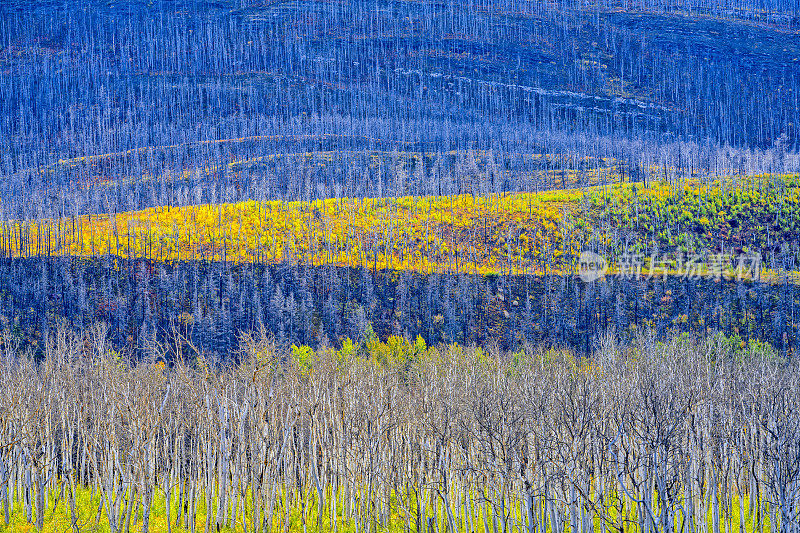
[0,0,798,220]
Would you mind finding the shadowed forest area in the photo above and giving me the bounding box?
[0,258,798,359]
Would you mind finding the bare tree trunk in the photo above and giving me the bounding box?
[35,467,44,530]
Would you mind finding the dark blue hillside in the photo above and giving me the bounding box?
[0,0,798,218]
[0,257,795,359]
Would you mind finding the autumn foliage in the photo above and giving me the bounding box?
[1,177,798,278]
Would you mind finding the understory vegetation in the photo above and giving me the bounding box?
[3,177,800,277]
[0,328,798,532]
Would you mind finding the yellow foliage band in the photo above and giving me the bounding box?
[0,190,583,275]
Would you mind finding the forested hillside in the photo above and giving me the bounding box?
[0,0,798,358]
[2,0,800,531]
[0,0,798,219]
